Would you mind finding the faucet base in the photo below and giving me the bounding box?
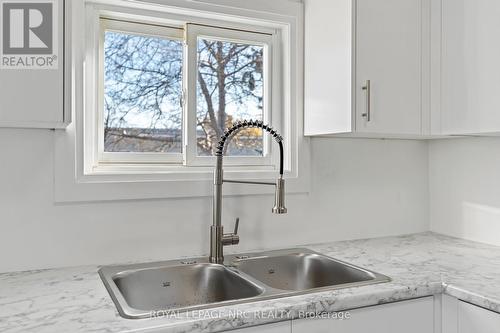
[209,225,224,264]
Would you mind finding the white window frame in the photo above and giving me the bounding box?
[54,0,307,202]
[89,11,280,171]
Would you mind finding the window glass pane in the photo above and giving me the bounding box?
[197,38,264,156]
[104,30,183,153]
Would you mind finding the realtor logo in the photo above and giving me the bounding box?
[1,0,58,69]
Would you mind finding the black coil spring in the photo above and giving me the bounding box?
[215,120,283,156]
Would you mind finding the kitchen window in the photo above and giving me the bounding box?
[55,0,304,202]
[93,17,277,170]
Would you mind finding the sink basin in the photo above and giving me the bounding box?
[99,262,263,318]
[114,263,263,311]
[232,252,379,291]
[99,248,390,319]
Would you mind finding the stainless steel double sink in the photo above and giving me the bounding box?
[99,248,390,319]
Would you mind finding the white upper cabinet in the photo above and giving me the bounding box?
[0,0,69,129]
[440,0,500,135]
[355,0,423,135]
[304,0,430,138]
[303,0,354,136]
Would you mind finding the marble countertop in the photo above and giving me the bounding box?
[2,232,500,333]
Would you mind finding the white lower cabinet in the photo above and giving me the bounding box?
[231,321,291,333]
[457,301,500,333]
[226,296,500,333]
[291,297,434,333]
[231,297,434,333]
[439,295,500,333]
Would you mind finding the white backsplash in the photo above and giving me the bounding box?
[430,137,500,246]
[0,129,429,272]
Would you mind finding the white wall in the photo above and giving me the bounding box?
[429,137,500,246]
[0,129,429,272]
[6,124,500,272]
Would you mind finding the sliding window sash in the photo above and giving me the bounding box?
[97,18,185,165]
[184,23,276,167]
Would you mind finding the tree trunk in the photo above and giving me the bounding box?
[216,42,226,134]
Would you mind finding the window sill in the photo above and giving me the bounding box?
[55,149,308,203]
[87,163,277,176]
[57,177,308,203]
[54,124,309,203]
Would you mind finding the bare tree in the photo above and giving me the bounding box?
[196,39,264,155]
[104,31,264,156]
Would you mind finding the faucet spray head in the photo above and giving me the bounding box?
[272,176,287,214]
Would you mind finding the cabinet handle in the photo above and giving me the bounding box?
[362,80,371,122]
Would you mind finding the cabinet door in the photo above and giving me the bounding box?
[0,0,67,128]
[356,0,423,135]
[441,0,500,135]
[458,301,500,333]
[292,297,434,333]
[304,0,353,136]
[231,321,291,333]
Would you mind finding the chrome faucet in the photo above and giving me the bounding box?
[210,120,287,264]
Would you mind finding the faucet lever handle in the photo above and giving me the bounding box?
[234,217,239,235]
[222,218,240,246]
